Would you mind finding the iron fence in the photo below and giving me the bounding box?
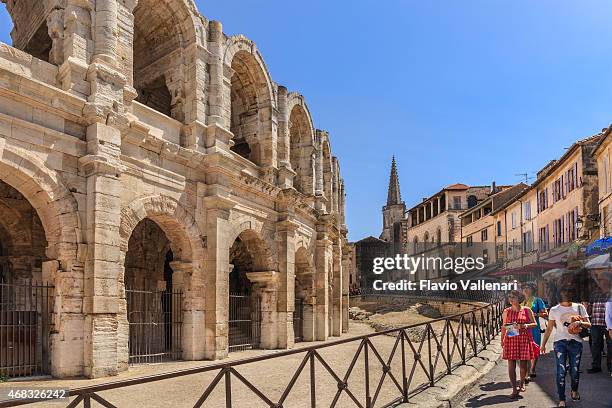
[0,282,53,378]
[0,294,505,407]
[126,288,183,365]
[229,293,261,352]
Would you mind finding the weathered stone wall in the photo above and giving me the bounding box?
[0,0,350,379]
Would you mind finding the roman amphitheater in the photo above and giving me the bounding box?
[0,0,349,379]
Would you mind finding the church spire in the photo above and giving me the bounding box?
[386,156,402,206]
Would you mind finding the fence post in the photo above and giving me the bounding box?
[310,351,316,408]
[401,331,408,402]
[364,339,371,408]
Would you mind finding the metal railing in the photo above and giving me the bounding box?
[0,293,505,407]
[228,293,261,352]
[126,288,183,364]
[0,282,53,379]
[294,298,304,342]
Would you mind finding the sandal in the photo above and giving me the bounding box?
[509,392,519,400]
[571,391,580,401]
[519,384,526,392]
[558,401,566,407]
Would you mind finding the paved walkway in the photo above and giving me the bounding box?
[458,338,612,408]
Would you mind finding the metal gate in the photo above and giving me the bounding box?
[229,293,260,352]
[0,282,53,378]
[293,298,304,342]
[126,288,182,364]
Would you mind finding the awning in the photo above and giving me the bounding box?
[487,261,564,278]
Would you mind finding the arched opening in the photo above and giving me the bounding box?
[2,2,54,64]
[124,218,182,364]
[294,247,314,342]
[467,195,478,209]
[289,105,314,194]
[132,0,185,121]
[228,229,273,351]
[229,51,271,164]
[0,180,51,377]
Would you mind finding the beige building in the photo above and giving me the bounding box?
[0,0,349,379]
[492,134,601,270]
[492,186,538,269]
[404,183,490,280]
[593,127,612,237]
[460,184,526,265]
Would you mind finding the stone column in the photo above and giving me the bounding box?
[332,238,342,337]
[341,243,351,334]
[315,132,324,196]
[55,2,93,96]
[170,260,206,360]
[277,86,290,165]
[80,125,123,377]
[202,193,234,359]
[93,0,118,65]
[207,21,225,128]
[314,219,332,340]
[43,259,86,377]
[275,217,299,349]
[247,271,279,349]
[302,293,316,342]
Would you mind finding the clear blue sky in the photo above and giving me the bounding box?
[2,1,612,242]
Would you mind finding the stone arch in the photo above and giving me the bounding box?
[288,94,316,195]
[224,36,275,166]
[227,222,275,273]
[2,0,61,64]
[119,195,201,263]
[0,144,80,263]
[130,0,202,122]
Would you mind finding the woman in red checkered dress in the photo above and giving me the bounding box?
[502,290,538,399]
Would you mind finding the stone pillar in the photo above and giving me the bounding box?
[341,243,351,334]
[315,132,324,196]
[93,0,118,65]
[276,218,299,349]
[44,259,86,377]
[314,219,332,340]
[207,21,225,128]
[332,238,342,337]
[57,2,93,96]
[302,298,316,342]
[247,271,279,349]
[202,193,234,359]
[170,260,206,360]
[277,86,290,165]
[80,123,123,377]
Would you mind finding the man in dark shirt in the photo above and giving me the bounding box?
[587,270,612,374]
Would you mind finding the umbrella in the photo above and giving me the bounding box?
[542,268,567,279]
[585,237,612,256]
[584,253,612,269]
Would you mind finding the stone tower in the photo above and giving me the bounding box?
[380,157,406,242]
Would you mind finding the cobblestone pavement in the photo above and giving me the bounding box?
[458,337,612,408]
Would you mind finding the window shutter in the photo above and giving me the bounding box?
[574,162,578,189]
[561,175,565,198]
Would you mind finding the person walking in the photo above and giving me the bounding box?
[586,270,612,375]
[521,281,547,380]
[502,290,538,399]
[542,286,592,407]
